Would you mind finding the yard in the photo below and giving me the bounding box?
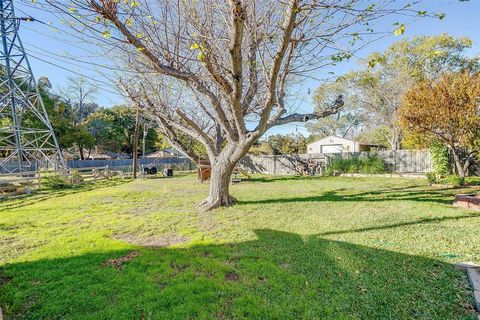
[1,175,479,319]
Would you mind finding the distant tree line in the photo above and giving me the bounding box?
[306,33,479,151]
[38,76,163,160]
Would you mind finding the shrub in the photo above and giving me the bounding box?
[465,176,480,186]
[425,172,437,185]
[42,174,71,190]
[430,142,450,176]
[443,175,465,187]
[359,155,385,174]
[325,158,348,175]
[71,170,82,179]
[326,155,385,175]
[427,173,465,187]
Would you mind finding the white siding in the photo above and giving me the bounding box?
[306,136,360,154]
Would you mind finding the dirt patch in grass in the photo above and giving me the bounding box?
[0,273,12,287]
[225,271,240,282]
[102,251,140,270]
[197,211,223,233]
[114,233,190,247]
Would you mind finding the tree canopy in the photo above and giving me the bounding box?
[307,33,480,150]
[399,71,480,177]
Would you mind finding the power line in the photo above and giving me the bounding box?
[27,53,124,96]
[22,40,143,75]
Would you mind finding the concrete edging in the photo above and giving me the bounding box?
[455,262,480,314]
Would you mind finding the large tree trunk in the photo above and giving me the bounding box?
[451,148,466,178]
[79,145,85,160]
[201,160,236,210]
[390,126,401,150]
[201,142,252,211]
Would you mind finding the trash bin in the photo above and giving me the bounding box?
[163,168,173,177]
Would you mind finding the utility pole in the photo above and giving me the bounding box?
[132,106,140,179]
[0,0,65,172]
[142,120,147,157]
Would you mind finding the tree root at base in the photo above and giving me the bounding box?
[200,195,237,211]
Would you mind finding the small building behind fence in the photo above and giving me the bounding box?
[307,135,385,154]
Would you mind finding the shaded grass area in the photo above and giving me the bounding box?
[1,175,479,319]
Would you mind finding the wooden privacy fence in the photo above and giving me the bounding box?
[240,149,432,175]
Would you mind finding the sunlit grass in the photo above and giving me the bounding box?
[1,174,479,319]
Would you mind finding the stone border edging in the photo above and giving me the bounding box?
[455,262,480,315]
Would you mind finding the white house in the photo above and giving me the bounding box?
[307,135,377,154]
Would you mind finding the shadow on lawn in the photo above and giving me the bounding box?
[245,176,313,183]
[316,213,479,237]
[0,178,132,211]
[238,185,464,206]
[0,229,475,319]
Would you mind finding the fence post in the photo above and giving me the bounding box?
[273,155,277,175]
[36,168,41,190]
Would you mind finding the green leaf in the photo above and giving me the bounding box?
[197,51,206,61]
[393,24,405,36]
[102,30,111,39]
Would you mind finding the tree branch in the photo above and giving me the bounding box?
[266,94,344,129]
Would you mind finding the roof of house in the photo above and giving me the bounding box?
[141,148,186,158]
[307,135,387,148]
[307,135,360,146]
[88,151,129,159]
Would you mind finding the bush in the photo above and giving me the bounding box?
[465,176,480,186]
[425,172,437,185]
[326,155,385,175]
[42,174,71,190]
[430,142,450,176]
[443,175,465,187]
[428,174,465,187]
[359,155,385,174]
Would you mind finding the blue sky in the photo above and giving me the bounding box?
[14,0,480,136]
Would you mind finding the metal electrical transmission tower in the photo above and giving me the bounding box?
[0,0,65,173]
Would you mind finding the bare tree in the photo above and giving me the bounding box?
[45,0,427,210]
[59,76,99,124]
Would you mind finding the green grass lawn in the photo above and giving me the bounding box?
[1,174,479,319]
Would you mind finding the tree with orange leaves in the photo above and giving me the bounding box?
[399,72,480,177]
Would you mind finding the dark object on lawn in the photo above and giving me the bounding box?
[454,194,480,210]
[164,168,173,177]
[143,167,158,175]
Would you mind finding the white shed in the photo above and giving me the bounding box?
[307,135,361,154]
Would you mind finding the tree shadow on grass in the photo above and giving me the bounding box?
[0,229,475,320]
[244,175,313,183]
[0,178,133,211]
[237,185,466,206]
[316,213,479,237]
